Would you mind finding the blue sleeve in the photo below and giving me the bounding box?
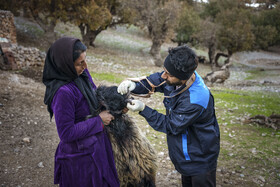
[139,104,203,135]
[52,88,103,143]
[132,72,166,94]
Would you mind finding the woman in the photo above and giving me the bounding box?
[42,37,119,187]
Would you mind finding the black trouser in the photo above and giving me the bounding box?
[181,169,216,187]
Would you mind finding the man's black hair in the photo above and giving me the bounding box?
[168,45,198,75]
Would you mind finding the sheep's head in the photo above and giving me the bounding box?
[96,85,130,118]
[96,85,136,140]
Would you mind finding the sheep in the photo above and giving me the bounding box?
[96,85,157,187]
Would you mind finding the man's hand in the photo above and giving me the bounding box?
[127,100,145,112]
[117,80,136,95]
[99,110,114,125]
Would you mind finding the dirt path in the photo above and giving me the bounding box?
[0,70,58,186]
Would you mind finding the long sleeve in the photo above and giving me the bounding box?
[132,72,166,94]
[140,103,203,135]
[52,86,103,143]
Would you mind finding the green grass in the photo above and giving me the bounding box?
[90,72,126,84]
[245,69,266,80]
[245,69,280,80]
[212,88,280,116]
[210,87,280,185]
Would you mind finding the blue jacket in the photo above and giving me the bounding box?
[133,71,220,176]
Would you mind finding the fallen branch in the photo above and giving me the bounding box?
[248,114,280,130]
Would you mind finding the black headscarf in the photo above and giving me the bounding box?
[42,37,99,119]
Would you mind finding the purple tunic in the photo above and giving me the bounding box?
[51,69,119,187]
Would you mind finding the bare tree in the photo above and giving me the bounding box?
[124,0,180,66]
[194,18,218,70]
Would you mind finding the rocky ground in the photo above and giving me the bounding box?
[0,68,58,186]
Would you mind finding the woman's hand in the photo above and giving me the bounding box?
[99,110,114,125]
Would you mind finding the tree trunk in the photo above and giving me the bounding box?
[214,52,228,67]
[205,51,234,84]
[79,24,102,47]
[208,43,216,71]
[43,24,57,45]
[150,40,163,67]
[30,18,57,45]
[224,51,233,66]
[27,8,57,43]
[214,51,234,68]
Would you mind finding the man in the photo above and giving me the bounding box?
[117,45,220,187]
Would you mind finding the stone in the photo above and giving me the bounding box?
[23,137,31,143]
[37,162,44,168]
